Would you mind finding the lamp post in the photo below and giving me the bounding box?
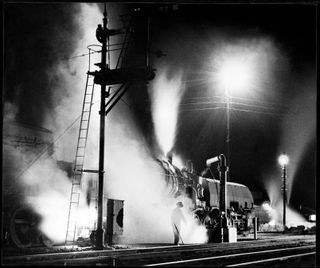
[218,59,252,183]
[225,87,231,181]
[278,153,289,232]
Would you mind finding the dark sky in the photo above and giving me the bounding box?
[3,2,317,211]
[124,3,317,211]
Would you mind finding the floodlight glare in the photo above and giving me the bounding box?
[278,154,289,166]
[218,59,252,91]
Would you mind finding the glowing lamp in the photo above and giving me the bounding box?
[218,60,252,91]
[278,154,289,167]
[309,214,316,222]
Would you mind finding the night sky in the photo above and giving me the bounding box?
[3,2,317,212]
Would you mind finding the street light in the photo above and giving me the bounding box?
[278,153,289,231]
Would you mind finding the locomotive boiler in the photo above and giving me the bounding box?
[157,157,254,236]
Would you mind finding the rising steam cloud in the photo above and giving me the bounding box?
[149,69,185,156]
[4,3,104,243]
[4,3,208,245]
[278,80,316,202]
[263,75,316,229]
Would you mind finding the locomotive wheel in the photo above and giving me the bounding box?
[9,206,41,248]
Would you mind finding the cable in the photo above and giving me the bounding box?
[229,107,283,117]
[184,95,286,109]
[180,106,283,116]
[14,115,82,180]
[64,42,130,61]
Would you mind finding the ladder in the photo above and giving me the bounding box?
[65,47,98,245]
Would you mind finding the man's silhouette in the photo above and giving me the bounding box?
[171,201,186,245]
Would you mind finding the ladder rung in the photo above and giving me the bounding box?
[71,189,80,192]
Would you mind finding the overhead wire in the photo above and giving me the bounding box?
[14,115,82,180]
[181,106,283,116]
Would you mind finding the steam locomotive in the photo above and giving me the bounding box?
[157,157,254,238]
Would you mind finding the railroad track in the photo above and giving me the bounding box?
[145,245,315,267]
[2,236,315,266]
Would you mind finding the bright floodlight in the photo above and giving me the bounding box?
[211,44,260,95]
[218,59,252,91]
[278,154,289,166]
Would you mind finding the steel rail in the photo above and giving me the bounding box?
[3,238,315,266]
[226,252,316,267]
[143,245,315,267]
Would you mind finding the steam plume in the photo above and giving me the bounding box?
[149,69,185,156]
[278,81,316,202]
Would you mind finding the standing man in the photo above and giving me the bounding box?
[171,201,186,245]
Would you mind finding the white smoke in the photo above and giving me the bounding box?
[5,3,208,245]
[146,67,207,243]
[262,202,315,230]
[278,82,316,202]
[2,4,104,244]
[149,69,185,156]
[264,174,315,229]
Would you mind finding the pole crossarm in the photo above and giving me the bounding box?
[87,67,155,86]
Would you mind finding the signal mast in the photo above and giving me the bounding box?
[90,4,155,249]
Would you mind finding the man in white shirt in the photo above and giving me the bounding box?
[171,201,186,245]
